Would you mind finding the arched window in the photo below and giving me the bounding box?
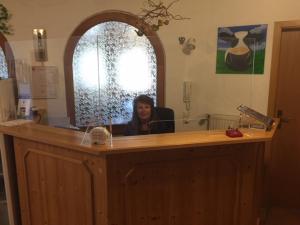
[0,33,15,79]
[64,11,165,128]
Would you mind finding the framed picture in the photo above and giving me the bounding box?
[216,24,267,74]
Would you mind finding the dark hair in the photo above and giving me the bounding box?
[130,95,156,130]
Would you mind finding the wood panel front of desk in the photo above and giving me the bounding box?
[13,137,264,225]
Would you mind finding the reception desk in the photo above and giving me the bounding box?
[0,122,277,225]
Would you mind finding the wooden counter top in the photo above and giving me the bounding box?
[0,120,278,155]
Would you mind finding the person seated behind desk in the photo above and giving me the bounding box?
[124,95,174,136]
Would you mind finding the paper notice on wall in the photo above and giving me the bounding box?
[31,66,59,99]
[15,60,33,98]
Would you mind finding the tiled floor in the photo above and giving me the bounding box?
[266,208,300,225]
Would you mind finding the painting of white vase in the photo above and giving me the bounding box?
[216,24,267,74]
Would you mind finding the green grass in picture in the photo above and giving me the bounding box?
[216,49,265,74]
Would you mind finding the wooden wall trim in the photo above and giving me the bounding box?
[268,20,300,116]
[64,10,166,126]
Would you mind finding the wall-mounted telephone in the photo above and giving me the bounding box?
[183,81,192,111]
[183,81,192,103]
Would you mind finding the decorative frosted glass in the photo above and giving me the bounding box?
[73,21,157,126]
[0,47,8,79]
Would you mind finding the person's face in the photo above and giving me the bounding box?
[136,102,152,121]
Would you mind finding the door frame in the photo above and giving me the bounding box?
[266,20,300,211]
[268,20,300,116]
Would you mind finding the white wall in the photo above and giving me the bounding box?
[2,0,300,130]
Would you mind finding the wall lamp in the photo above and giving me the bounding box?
[33,28,48,62]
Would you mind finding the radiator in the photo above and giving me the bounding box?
[208,114,240,130]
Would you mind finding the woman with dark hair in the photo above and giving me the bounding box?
[124,95,168,136]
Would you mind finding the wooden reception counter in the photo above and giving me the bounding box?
[0,122,277,225]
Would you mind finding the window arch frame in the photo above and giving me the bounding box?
[0,33,15,78]
[64,10,166,127]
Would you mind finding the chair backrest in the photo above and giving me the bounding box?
[154,107,175,133]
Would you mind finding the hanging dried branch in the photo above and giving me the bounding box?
[136,0,190,36]
[0,4,13,35]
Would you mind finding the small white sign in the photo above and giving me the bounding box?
[17,99,32,117]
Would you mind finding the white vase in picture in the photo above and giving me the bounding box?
[225,31,251,71]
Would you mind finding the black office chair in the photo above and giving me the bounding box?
[154,107,175,133]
